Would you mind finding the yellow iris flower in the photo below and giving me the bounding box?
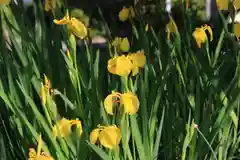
[107,51,146,77]
[28,134,54,160]
[52,118,83,138]
[104,91,139,115]
[107,55,133,77]
[166,17,178,40]
[54,10,87,39]
[90,125,121,149]
[112,37,130,52]
[192,25,213,48]
[119,6,135,22]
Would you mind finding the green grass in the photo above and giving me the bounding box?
[0,0,240,159]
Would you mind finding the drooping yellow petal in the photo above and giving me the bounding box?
[119,7,129,22]
[104,92,121,115]
[98,125,121,149]
[216,0,228,10]
[128,51,146,68]
[120,37,130,52]
[127,51,146,76]
[107,57,118,75]
[0,0,10,5]
[234,23,240,40]
[53,10,70,25]
[115,56,133,76]
[192,26,210,48]
[120,92,140,115]
[131,67,140,76]
[107,55,133,77]
[234,0,240,9]
[216,0,240,10]
[68,18,88,39]
[52,118,72,138]
[90,128,100,144]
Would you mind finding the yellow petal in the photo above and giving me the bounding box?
[145,24,149,32]
[69,18,88,39]
[116,56,133,76]
[131,67,140,76]
[107,57,118,75]
[120,37,130,52]
[136,51,146,67]
[104,92,121,115]
[53,118,72,137]
[234,23,240,40]
[90,128,100,144]
[98,125,121,149]
[119,7,129,22]
[166,17,178,40]
[0,0,10,4]
[53,10,70,25]
[216,0,228,10]
[28,148,37,159]
[36,154,54,160]
[128,51,146,68]
[127,51,146,76]
[192,28,207,48]
[120,92,140,115]
[235,0,240,9]
[107,55,133,77]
